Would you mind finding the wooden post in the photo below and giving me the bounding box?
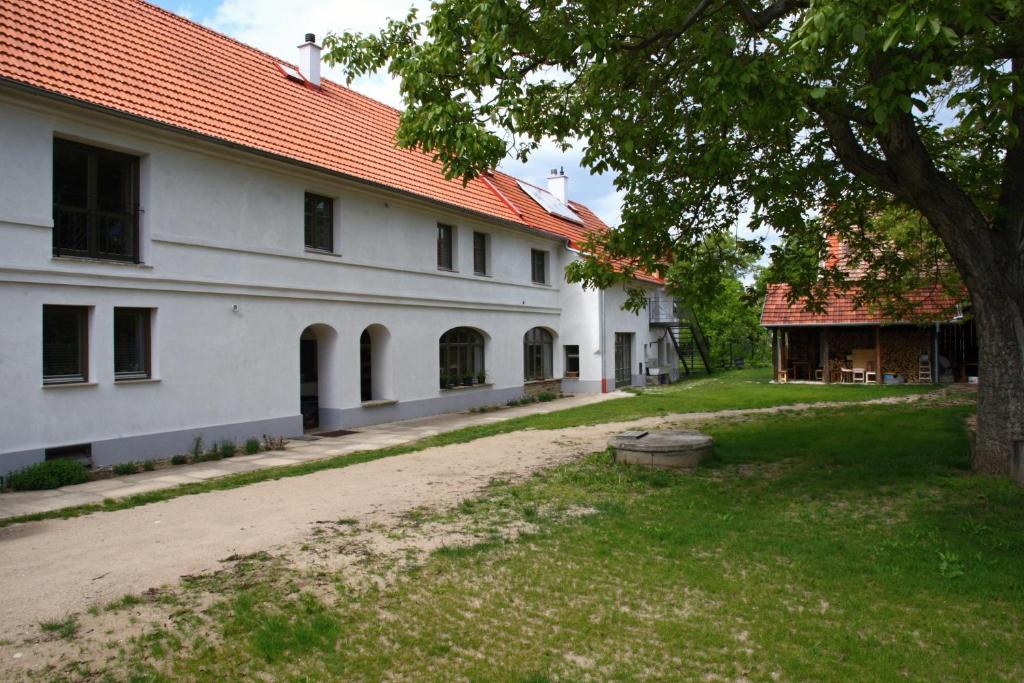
[822,329,830,383]
[874,327,882,384]
[772,329,779,380]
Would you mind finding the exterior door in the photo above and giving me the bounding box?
[300,338,318,429]
[615,333,633,388]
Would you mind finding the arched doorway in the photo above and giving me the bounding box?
[360,324,392,402]
[299,324,338,430]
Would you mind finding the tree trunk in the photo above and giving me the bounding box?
[969,283,1024,480]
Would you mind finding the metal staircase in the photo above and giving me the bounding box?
[648,296,712,377]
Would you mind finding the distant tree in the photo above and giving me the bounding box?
[325,1,1024,479]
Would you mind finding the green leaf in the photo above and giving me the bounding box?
[883,29,900,51]
[810,87,828,99]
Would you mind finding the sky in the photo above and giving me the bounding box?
[154,0,769,260]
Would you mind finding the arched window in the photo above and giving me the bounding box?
[524,327,554,381]
[440,327,485,388]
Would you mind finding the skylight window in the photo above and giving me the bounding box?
[277,63,305,82]
[517,180,583,224]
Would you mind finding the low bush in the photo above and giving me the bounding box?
[218,440,237,459]
[142,460,156,472]
[537,391,556,402]
[262,434,286,451]
[244,438,261,455]
[199,450,222,462]
[170,454,189,466]
[7,459,90,491]
[189,435,204,460]
[112,462,139,476]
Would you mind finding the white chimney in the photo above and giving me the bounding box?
[298,33,321,86]
[547,167,568,205]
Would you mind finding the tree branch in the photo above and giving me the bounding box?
[812,104,900,195]
[729,0,808,32]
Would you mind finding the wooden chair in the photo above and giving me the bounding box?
[777,369,788,383]
[865,361,877,384]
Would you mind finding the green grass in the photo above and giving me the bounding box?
[39,615,80,641]
[103,401,1024,681]
[0,369,933,529]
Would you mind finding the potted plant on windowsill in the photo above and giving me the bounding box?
[476,372,486,386]
[461,372,475,386]
[440,374,453,390]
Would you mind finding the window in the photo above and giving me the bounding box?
[564,344,580,378]
[473,231,488,275]
[304,192,333,252]
[114,308,151,380]
[531,249,548,284]
[524,327,554,381]
[43,305,88,384]
[437,223,454,270]
[439,327,484,387]
[53,139,140,261]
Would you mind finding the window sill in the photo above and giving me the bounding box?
[52,256,151,268]
[440,383,493,393]
[361,399,398,408]
[437,267,459,274]
[115,377,161,385]
[531,281,551,287]
[42,381,98,389]
[304,248,341,258]
[473,271,491,278]
[524,378,558,385]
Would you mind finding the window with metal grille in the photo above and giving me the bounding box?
[43,305,89,384]
[304,192,333,251]
[114,308,151,380]
[473,231,488,275]
[53,139,139,262]
[524,327,554,381]
[437,223,454,270]
[531,249,548,284]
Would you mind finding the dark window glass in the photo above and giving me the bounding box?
[114,308,151,380]
[439,327,484,387]
[53,139,139,261]
[43,305,88,384]
[531,249,548,284]
[524,327,554,381]
[304,193,333,251]
[564,344,580,377]
[360,329,372,402]
[437,223,454,270]
[473,232,488,275]
[615,333,633,387]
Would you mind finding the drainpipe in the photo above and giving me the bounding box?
[599,288,607,392]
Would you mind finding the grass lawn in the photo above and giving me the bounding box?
[0,368,933,529]
[100,399,1024,682]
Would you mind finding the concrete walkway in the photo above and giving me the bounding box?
[0,391,630,521]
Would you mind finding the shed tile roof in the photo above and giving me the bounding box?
[761,283,962,327]
[0,0,661,282]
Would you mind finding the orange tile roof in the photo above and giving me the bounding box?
[761,283,963,327]
[0,0,663,282]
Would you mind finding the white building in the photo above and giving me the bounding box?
[0,0,685,475]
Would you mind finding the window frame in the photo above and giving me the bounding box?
[113,307,152,381]
[473,231,489,275]
[439,327,485,387]
[303,192,334,253]
[523,327,554,381]
[42,305,89,385]
[52,138,140,263]
[437,223,455,271]
[564,344,580,378]
[531,249,549,284]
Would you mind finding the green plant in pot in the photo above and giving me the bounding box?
[462,372,474,386]
[476,372,486,385]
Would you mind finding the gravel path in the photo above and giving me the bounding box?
[0,392,935,641]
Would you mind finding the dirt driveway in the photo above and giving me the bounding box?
[0,393,936,643]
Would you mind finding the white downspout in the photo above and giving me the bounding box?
[599,288,607,392]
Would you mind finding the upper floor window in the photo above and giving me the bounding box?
[473,231,488,275]
[437,223,454,270]
[531,249,548,284]
[53,139,140,262]
[43,305,89,384]
[304,192,333,252]
[114,308,152,381]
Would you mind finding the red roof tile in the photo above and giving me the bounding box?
[0,0,663,282]
[761,283,963,327]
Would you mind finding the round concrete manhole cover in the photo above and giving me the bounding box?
[608,429,713,470]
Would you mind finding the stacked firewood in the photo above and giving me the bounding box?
[880,327,932,382]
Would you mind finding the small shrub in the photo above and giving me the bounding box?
[8,459,90,491]
[218,440,236,459]
[262,434,286,451]
[142,460,156,472]
[112,462,139,476]
[200,450,221,462]
[170,454,189,466]
[244,438,261,455]
[189,435,204,460]
[537,391,556,402]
